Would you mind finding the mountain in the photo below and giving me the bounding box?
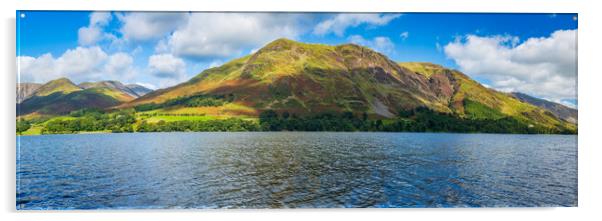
[125,84,153,96]
[32,78,82,97]
[17,78,139,116]
[124,38,575,132]
[126,39,447,116]
[79,80,140,98]
[394,64,574,131]
[79,81,153,98]
[16,83,41,103]
[511,92,577,124]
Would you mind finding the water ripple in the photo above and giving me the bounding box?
[17,132,577,209]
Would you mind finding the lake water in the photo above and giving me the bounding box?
[16,132,577,209]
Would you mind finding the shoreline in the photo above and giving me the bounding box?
[16,130,579,136]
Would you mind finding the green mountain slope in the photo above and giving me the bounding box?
[32,78,82,96]
[17,78,135,116]
[126,39,446,117]
[123,38,575,133]
[398,62,575,130]
[79,80,145,99]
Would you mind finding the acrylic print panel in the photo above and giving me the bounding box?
[16,11,578,209]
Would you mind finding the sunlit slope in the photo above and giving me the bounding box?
[398,62,575,130]
[125,38,446,117]
[18,78,135,116]
[79,80,140,99]
[32,78,82,96]
[121,39,574,132]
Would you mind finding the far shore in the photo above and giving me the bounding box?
[16,131,578,136]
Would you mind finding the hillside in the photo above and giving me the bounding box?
[17,79,152,117]
[511,92,577,124]
[126,39,454,116]
[32,78,82,96]
[396,62,575,129]
[123,38,575,132]
[79,80,140,98]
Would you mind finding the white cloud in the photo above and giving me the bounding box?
[18,54,60,82]
[154,39,169,53]
[313,14,401,36]
[104,52,136,80]
[78,27,103,46]
[78,12,112,46]
[400,31,409,40]
[348,35,395,54]
[444,29,577,102]
[118,12,188,41]
[57,46,108,75]
[148,53,186,79]
[18,47,137,83]
[90,12,112,26]
[165,13,306,59]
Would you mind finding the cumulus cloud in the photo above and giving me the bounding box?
[165,13,307,59]
[313,14,401,36]
[18,47,136,83]
[348,35,395,54]
[148,53,186,79]
[444,29,577,103]
[78,12,112,46]
[118,12,189,41]
[78,27,103,46]
[104,52,136,80]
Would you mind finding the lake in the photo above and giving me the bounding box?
[16,132,577,209]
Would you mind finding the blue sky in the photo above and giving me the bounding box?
[16,12,578,107]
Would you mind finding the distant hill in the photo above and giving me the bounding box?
[79,81,138,98]
[122,38,575,132]
[78,81,153,98]
[125,84,153,97]
[17,83,41,103]
[17,78,153,116]
[32,78,82,97]
[511,92,577,124]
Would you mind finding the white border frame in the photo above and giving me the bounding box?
[3,0,601,220]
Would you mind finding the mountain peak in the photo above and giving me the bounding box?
[257,38,306,54]
[34,77,81,96]
[125,84,153,97]
[79,80,126,89]
[269,37,296,44]
[50,77,74,84]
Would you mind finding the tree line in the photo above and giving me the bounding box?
[258,108,574,134]
[16,107,575,135]
[133,94,233,112]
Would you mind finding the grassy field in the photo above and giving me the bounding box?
[18,112,260,135]
[142,115,221,123]
[20,125,44,135]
